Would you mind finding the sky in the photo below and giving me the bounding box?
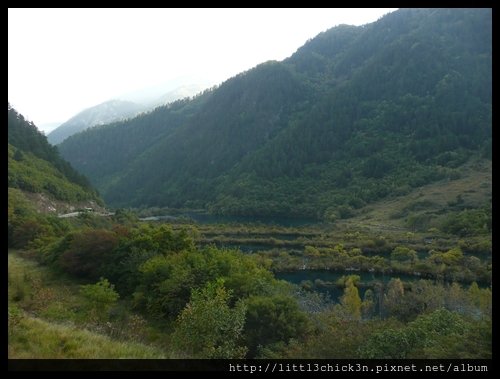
[8,8,397,131]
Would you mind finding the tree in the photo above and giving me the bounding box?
[243,294,310,357]
[361,289,376,319]
[359,328,411,359]
[340,277,362,320]
[384,278,405,318]
[391,246,418,264]
[10,218,46,249]
[135,246,276,320]
[360,308,471,358]
[79,278,119,322]
[171,279,247,358]
[13,149,23,161]
[58,229,119,279]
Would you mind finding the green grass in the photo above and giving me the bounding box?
[8,144,97,203]
[8,309,166,358]
[340,159,491,233]
[8,251,169,358]
[8,251,81,315]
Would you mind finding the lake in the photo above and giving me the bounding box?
[275,270,420,301]
[140,211,319,227]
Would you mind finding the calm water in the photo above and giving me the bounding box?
[140,211,318,227]
[275,270,419,301]
[275,269,489,301]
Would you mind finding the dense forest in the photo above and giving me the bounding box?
[58,8,491,219]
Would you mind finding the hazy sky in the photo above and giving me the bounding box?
[9,8,397,130]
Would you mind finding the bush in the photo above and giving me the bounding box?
[58,229,119,279]
[80,278,119,322]
[243,295,310,357]
[171,279,247,358]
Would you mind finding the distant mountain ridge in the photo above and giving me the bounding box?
[58,8,491,219]
[48,82,211,145]
[47,100,145,145]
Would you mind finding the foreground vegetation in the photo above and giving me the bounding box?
[8,185,491,358]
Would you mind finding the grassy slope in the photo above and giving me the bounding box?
[8,315,166,358]
[8,144,98,203]
[337,159,491,233]
[8,252,166,359]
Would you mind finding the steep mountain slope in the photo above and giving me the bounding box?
[58,8,491,219]
[8,104,101,204]
[57,95,209,193]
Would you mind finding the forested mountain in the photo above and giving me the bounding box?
[8,104,101,203]
[58,8,491,219]
[47,100,145,145]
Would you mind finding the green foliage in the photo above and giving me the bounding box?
[263,313,402,359]
[58,229,119,279]
[8,188,70,249]
[360,308,470,358]
[359,328,412,359]
[80,278,119,322]
[9,144,98,203]
[339,277,362,320]
[391,246,418,263]
[361,289,376,319]
[243,294,310,356]
[383,278,406,319]
[8,105,99,200]
[7,106,104,252]
[441,206,491,236]
[377,278,492,322]
[468,282,492,318]
[8,252,168,358]
[135,246,276,320]
[335,274,360,287]
[171,279,247,358]
[8,313,166,358]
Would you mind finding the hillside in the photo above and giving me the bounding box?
[8,144,100,206]
[8,105,104,248]
[58,8,491,219]
[337,158,492,234]
[8,104,100,203]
